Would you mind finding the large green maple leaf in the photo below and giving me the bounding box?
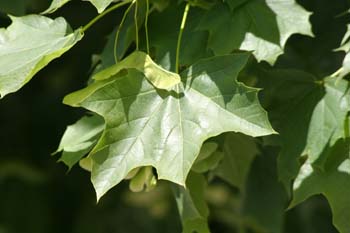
[199,0,313,64]
[0,15,83,98]
[64,53,275,199]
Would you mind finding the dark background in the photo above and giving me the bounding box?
[0,0,349,232]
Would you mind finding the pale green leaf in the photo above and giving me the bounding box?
[88,0,122,13]
[64,53,275,199]
[43,0,125,14]
[0,15,83,98]
[129,166,157,192]
[42,0,71,14]
[55,115,105,169]
[290,139,350,233]
[172,172,210,233]
[94,51,181,89]
[199,0,313,64]
[335,24,350,77]
[214,133,259,189]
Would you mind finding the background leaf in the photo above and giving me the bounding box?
[199,0,313,64]
[173,172,210,233]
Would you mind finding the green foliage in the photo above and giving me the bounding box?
[63,53,274,199]
[0,15,82,98]
[1,0,350,233]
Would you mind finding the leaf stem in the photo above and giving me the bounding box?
[114,0,136,62]
[330,67,344,77]
[134,0,139,50]
[145,0,150,54]
[82,0,133,32]
[175,3,191,73]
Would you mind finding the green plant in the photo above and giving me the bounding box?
[1,0,350,232]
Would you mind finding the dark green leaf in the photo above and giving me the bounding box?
[173,172,210,233]
[290,139,350,233]
[214,133,259,189]
[199,0,313,64]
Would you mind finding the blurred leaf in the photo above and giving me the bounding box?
[173,172,210,233]
[64,53,275,199]
[192,142,223,173]
[242,149,287,233]
[148,3,211,71]
[0,161,45,184]
[0,0,26,15]
[290,139,350,233]
[214,133,259,190]
[223,0,248,10]
[0,15,83,98]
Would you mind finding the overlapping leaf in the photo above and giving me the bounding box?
[0,0,27,15]
[199,0,313,64]
[148,3,211,71]
[214,133,259,189]
[55,115,104,169]
[242,150,287,233]
[291,139,350,233]
[64,53,275,199]
[173,172,210,233]
[192,142,223,173]
[258,69,350,190]
[335,24,350,77]
[0,15,83,98]
[43,0,127,14]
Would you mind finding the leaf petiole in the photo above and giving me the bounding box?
[82,0,133,32]
[134,0,139,50]
[175,3,191,73]
[330,67,344,78]
[145,0,150,54]
[114,0,137,62]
